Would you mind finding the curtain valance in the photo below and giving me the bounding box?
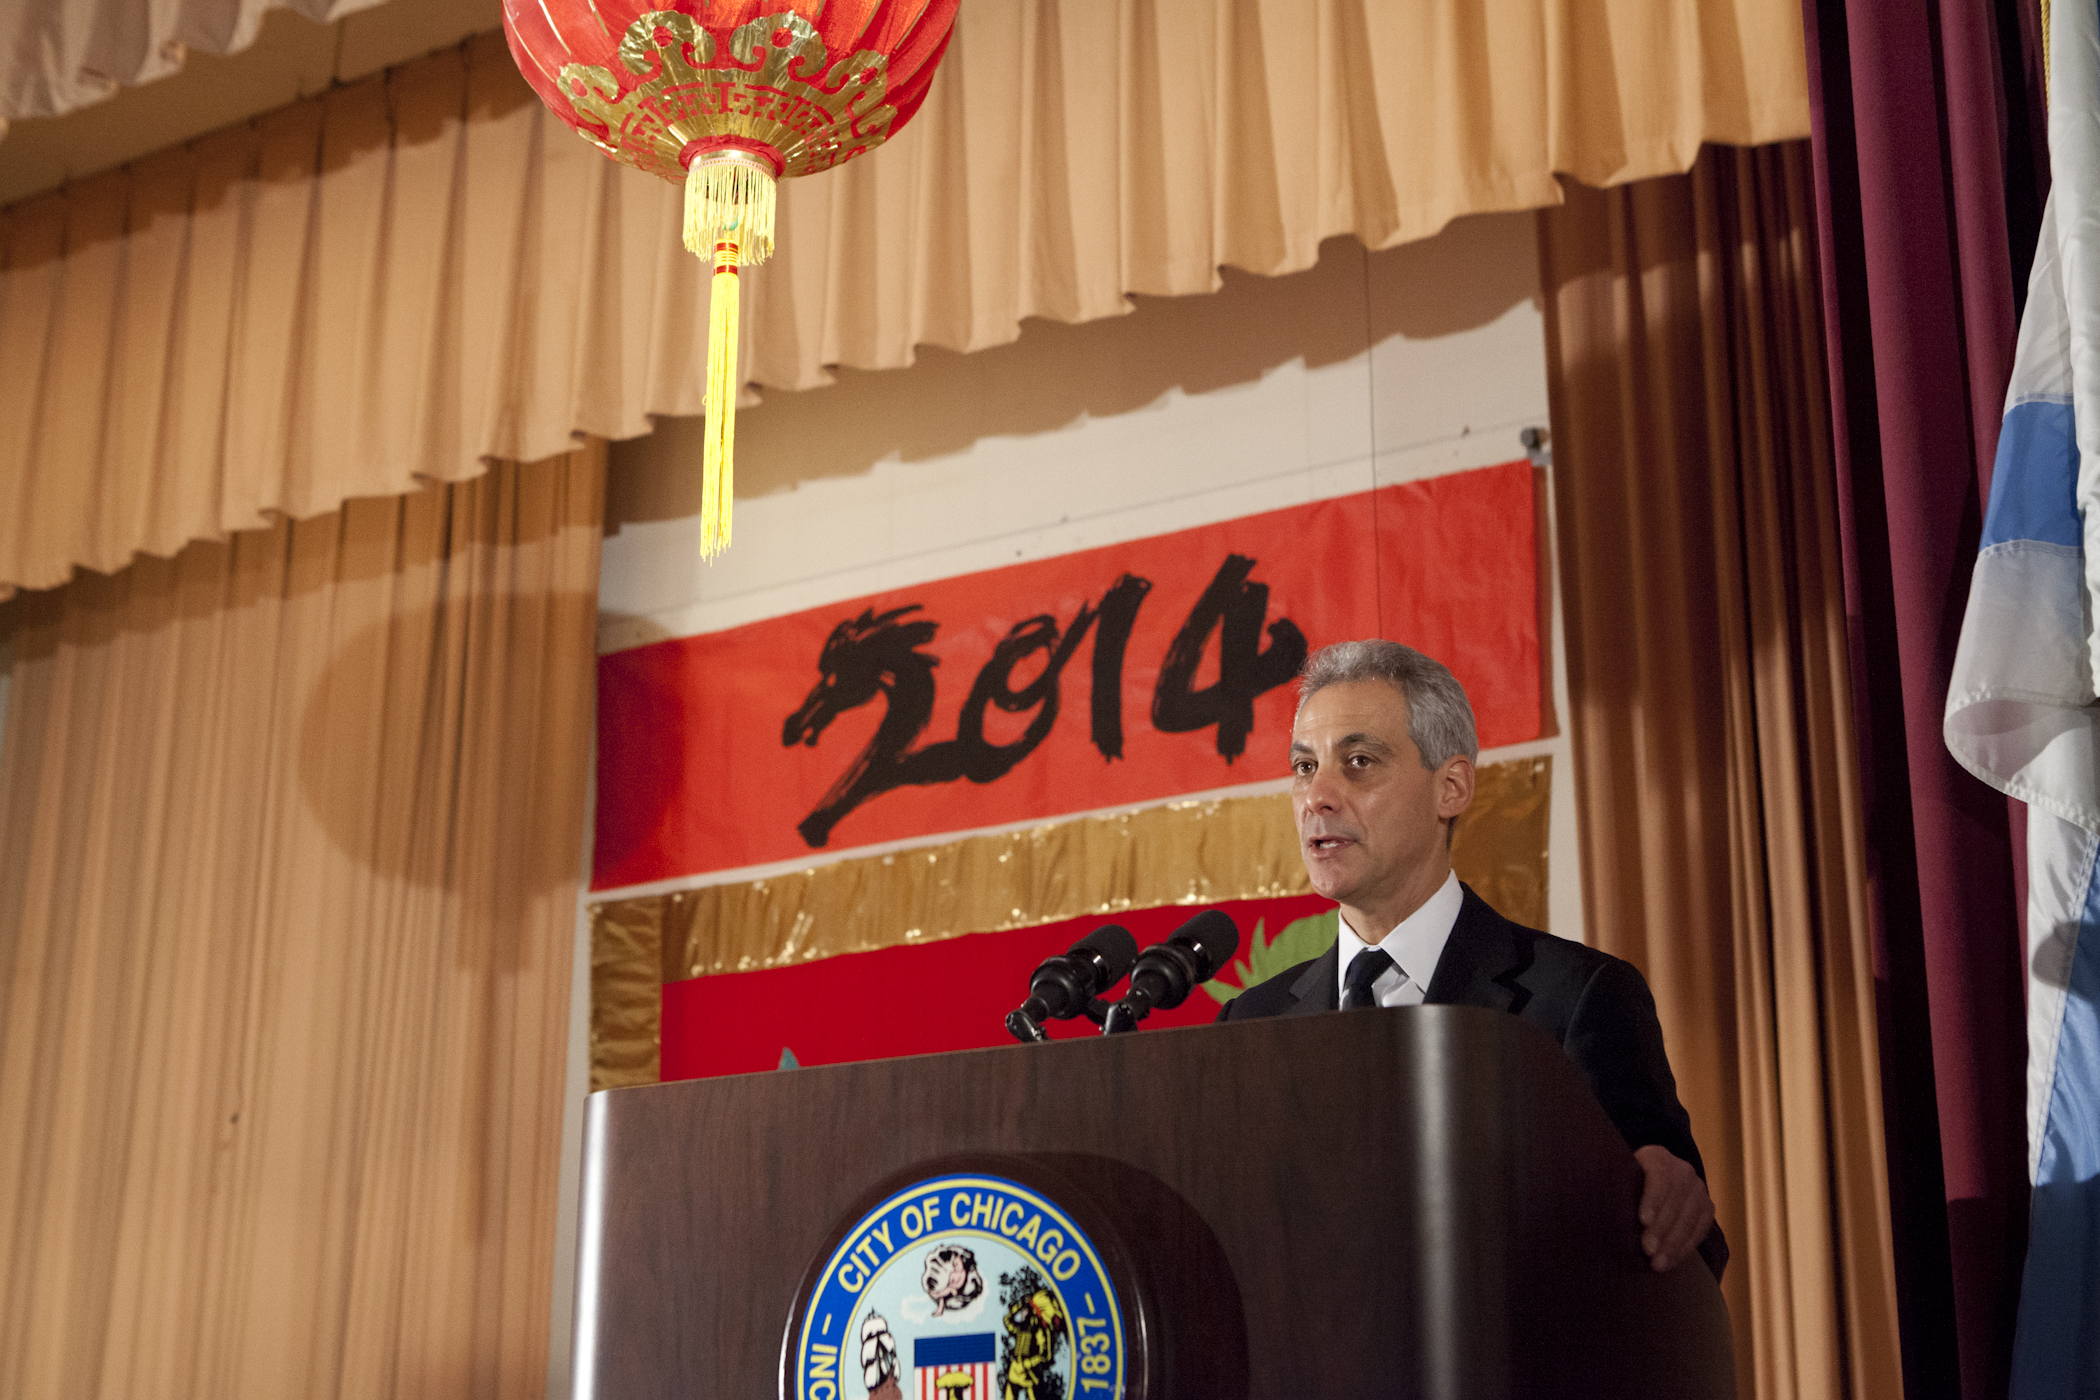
[0,0,1810,597]
[0,0,387,121]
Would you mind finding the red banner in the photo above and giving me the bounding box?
[596,462,1539,890]
[660,895,1340,1079]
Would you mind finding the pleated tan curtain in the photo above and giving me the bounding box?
[1539,145,1901,1400]
[0,443,602,1399]
[0,0,1812,598]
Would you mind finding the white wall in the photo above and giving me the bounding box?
[601,216,1554,647]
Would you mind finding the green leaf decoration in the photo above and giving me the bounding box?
[1203,908,1339,1005]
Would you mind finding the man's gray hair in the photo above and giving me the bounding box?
[1298,640,1479,768]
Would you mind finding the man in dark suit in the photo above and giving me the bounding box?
[1215,640,1725,1278]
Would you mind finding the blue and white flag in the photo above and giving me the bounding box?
[1945,3,2100,1391]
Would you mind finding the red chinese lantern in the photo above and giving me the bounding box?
[502,2,961,557]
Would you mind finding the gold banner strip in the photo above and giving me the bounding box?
[589,899,665,1091]
[1455,755,1553,935]
[588,756,1550,1090]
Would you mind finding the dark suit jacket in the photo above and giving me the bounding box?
[1215,883,1728,1279]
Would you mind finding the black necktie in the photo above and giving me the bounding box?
[1343,948,1396,1010]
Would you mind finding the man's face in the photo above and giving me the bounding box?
[1290,679,1473,929]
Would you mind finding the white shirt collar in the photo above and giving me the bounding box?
[1335,870,1463,1005]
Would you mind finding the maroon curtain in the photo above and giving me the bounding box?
[1798,2,2048,1398]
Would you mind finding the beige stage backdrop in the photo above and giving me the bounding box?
[1541,146,1902,1400]
[0,3,1832,1397]
[0,445,601,1399]
[0,0,1810,597]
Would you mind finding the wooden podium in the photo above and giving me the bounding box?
[572,1006,1735,1400]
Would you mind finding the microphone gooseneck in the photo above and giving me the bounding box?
[1102,909,1241,1035]
[1004,923,1139,1043]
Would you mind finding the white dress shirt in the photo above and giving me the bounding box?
[1336,870,1463,1007]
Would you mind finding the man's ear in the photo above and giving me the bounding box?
[1437,755,1476,821]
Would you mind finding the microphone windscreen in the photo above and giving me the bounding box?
[1073,923,1138,983]
[1168,909,1240,976]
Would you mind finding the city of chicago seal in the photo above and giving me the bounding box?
[788,1172,1127,1400]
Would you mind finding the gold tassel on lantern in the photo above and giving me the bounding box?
[683,150,778,560]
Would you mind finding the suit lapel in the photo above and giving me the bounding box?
[1421,885,1521,1013]
[1280,943,1340,1017]
[1274,886,1521,1018]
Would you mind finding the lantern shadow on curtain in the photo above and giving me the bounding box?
[1539,143,1903,1400]
[293,567,596,913]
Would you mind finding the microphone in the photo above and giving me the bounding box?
[1005,923,1139,1043]
[1101,910,1240,1035]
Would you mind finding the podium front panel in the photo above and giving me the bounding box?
[573,1006,1734,1400]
